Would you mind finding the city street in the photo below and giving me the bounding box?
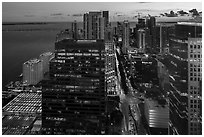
[116,51,147,135]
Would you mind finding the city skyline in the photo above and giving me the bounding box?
[2,2,202,22]
[2,2,202,135]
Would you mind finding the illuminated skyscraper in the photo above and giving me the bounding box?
[42,39,107,135]
[105,26,117,96]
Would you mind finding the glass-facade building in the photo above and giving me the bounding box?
[161,22,202,135]
[42,39,106,135]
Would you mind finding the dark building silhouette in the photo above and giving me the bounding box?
[155,25,172,54]
[103,11,109,27]
[137,18,146,29]
[146,17,156,36]
[146,17,156,53]
[71,20,78,40]
[42,39,107,135]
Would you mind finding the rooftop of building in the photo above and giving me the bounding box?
[145,98,168,111]
[2,115,36,135]
[24,58,41,65]
[39,52,53,57]
[2,93,41,116]
[177,21,202,26]
[56,39,104,45]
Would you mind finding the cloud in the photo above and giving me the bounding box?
[72,13,83,17]
[50,13,63,16]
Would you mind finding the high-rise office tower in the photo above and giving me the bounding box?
[83,11,109,40]
[147,17,156,34]
[42,39,107,135]
[146,17,157,53]
[23,59,43,85]
[155,24,171,54]
[160,21,202,135]
[137,18,146,29]
[105,25,117,96]
[39,52,54,74]
[122,20,130,54]
[138,29,146,53]
[71,20,78,39]
[102,11,109,27]
[188,38,202,135]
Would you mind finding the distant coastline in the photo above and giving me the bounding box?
[2,22,48,25]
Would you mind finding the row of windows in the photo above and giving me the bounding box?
[57,49,100,53]
[189,91,200,95]
[62,56,102,60]
[189,108,199,113]
[190,44,201,49]
[189,54,202,58]
[190,68,201,72]
[190,64,201,67]
[190,99,200,103]
[190,122,201,127]
[190,104,200,108]
[190,86,199,90]
[190,73,201,77]
[189,77,201,81]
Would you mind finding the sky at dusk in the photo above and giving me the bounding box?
[2,2,202,22]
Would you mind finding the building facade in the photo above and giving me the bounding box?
[122,20,130,54]
[138,29,146,53]
[71,20,78,40]
[187,38,202,135]
[23,59,43,85]
[42,39,107,135]
[161,22,202,135]
[105,26,117,96]
[39,52,54,74]
[83,11,108,40]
